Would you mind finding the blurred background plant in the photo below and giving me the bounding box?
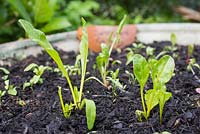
[1,0,200,43]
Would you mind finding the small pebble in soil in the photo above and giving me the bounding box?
[184,111,193,119]
[112,121,123,129]
[195,88,200,94]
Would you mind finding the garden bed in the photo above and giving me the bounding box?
[0,41,200,134]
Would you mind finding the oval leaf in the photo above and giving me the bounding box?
[24,63,38,72]
[0,67,10,74]
[158,90,172,123]
[85,99,96,130]
[133,54,150,88]
[170,33,177,47]
[152,55,175,84]
[145,89,159,112]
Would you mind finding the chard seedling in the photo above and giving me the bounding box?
[59,64,81,76]
[23,63,51,89]
[164,33,177,52]
[187,58,200,73]
[187,58,200,83]
[0,67,17,102]
[146,46,155,58]
[96,15,127,87]
[156,33,178,59]
[132,54,150,119]
[125,70,135,85]
[186,44,194,64]
[126,48,134,65]
[107,69,126,96]
[4,80,17,96]
[132,54,175,123]
[19,19,96,130]
[126,43,146,65]
[57,55,82,76]
[132,43,146,53]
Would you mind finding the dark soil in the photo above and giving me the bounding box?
[0,41,200,134]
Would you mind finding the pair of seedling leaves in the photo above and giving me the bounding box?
[19,19,96,130]
[128,54,175,123]
[0,67,17,102]
[23,63,52,89]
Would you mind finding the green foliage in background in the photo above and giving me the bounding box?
[0,0,199,43]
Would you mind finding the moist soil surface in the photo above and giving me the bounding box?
[0,41,200,134]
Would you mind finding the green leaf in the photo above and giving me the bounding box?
[170,33,176,47]
[4,80,9,90]
[145,89,159,118]
[58,86,71,118]
[158,89,172,123]
[85,99,96,130]
[146,46,155,56]
[34,0,55,23]
[148,58,158,70]
[111,68,119,80]
[18,20,76,104]
[8,86,17,96]
[24,63,38,72]
[30,75,40,84]
[96,43,110,82]
[107,77,125,90]
[7,0,31,22]
[19,19,53,49]
[126,49,134,65]
[64,1,99,25]
[0,90,6,102]
[23,82,31,90]
[37,65,46,75]
[132,54,150,88]
[0,90,6,96]
[0,67,10,75]
[64,103,72,118]
[135,110,144,122]
[188,44,194,57]
[152,55,175,85]
[117,15,127,34]
[2,75,9,81]
[41,17,71,33]
[78,18,89,102]
[73,86,79,103]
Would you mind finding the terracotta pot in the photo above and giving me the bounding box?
[77,25,137,52]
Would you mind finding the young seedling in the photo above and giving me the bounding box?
[156,33,178,59]
[0,67,17,102]
[0,67,10,80]
[107,69,126,96]
[146,46,155,58]
[132,43,146,54]
[95,15,127,87]
[132,54,175,123]
[126,48,134,65]
[132,54,150,119]
[19,18,96,130]
[4,80,17,96]
[186,44,194,64]
[165,33,177,52]
[125,70,135,85]
[23,63,51,89]
[187,58,200,83]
